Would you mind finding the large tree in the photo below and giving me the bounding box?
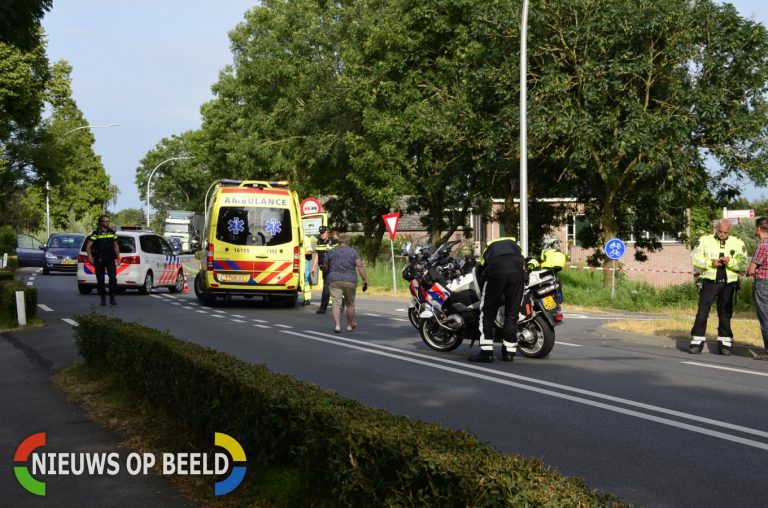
[479,0,768,282]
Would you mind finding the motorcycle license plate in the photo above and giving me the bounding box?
[542,295,557,310]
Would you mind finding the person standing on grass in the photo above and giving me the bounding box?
[689,218,748,355]
[322,234,368,333]
[747,217,768,360]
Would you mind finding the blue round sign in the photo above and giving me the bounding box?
[604,238,626,260]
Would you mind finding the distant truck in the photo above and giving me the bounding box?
[163,210,204,253]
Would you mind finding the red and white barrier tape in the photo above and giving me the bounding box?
[566,265,694,275]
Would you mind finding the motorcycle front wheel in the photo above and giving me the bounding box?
[408,307,421,329]
[517,314,555,358]
[419,318,463,352]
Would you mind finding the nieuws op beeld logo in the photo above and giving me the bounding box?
[14,432,246,497]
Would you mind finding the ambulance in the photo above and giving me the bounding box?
[194,180,308,306]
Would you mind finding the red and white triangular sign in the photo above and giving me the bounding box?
[382,212,400,240]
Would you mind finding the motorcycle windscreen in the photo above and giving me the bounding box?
[425,282,451,310]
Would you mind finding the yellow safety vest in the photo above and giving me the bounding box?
[691,234,747,282]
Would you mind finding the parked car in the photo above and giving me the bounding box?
[76,229,186,295]
[15,233,45,267]
[42,233,86,274]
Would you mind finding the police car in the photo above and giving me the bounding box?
[76,228,186,295]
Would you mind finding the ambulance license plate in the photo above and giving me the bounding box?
[220,273,249,283]
[542,295,557,310]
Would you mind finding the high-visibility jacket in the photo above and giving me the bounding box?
[691,234,747,282]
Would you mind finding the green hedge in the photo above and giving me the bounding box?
[75,315,623,507]
[0,280,37,324]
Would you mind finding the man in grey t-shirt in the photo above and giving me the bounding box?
[323,234,368,333]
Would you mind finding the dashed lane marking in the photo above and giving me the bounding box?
[275,324,293,329]
[253,324,271,329]
[557,342,584,347]
[232,319,246,323]
[682,361,768,378]
[62,318,78,327]
[37,304,53,312]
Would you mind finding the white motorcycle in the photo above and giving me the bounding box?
[416,243,564,358]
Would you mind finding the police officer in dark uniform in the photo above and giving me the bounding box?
[310,226,338,314]
[470,237,526,363]
[85,214,120,306]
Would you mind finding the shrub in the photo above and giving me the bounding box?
[75,314,624,507]
[0,280,37,324]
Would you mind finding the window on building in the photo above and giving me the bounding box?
[567,215,589,247]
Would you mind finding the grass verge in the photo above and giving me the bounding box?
[53,363,328,508]
[604,317,764,348]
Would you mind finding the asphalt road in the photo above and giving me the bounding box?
[6,266,768,507]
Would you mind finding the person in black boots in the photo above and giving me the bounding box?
[310,226,338,314]
[85,215,120,306]
[470,237,526,363]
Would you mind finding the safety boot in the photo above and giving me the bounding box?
[469,350,494,363]
[109,295,117,306]
[501,347,515,362]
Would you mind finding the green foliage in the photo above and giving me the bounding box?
[0,280,37,325]
[111,208,146,228]
[559,268,754,313]
[0,225,15,256]
[0,0,53,51]
[75,314,624,507]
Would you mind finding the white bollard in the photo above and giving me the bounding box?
[16,290,26,326]
[1,252,7,269]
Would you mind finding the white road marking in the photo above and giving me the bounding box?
[251,318,268,323]
[275,324,293,329]
[253,324,271,329]
[37,304,53,312]
[211,314,225,319]
[394,308,407,312]
[151,294,163,299]
[232,319,246,323]
[195,310,208,314]
[682,361,768,378]
[556,341,583,347]
[282,329,768,451]
[232,314,246,318]
[171,302,181,306]
[365,313,382,317]
[390,318,409,322]
[27,281,33,286]
[62,318,78,327]
[213,309,227,314]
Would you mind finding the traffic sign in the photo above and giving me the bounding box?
[300,198,323,215]
[382,212,401,240]
[724,209,754,219]
[604,238,625,260]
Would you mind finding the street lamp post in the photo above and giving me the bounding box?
[519,0,529,256]
[62,123,119,136]
[146,157,192,229]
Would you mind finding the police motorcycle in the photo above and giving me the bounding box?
[415,241,565,358]
[401,242,440,329]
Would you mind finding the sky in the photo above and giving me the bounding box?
[42,1,768,213]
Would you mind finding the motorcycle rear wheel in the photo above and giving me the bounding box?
[517,315,555,358]
[408,307,421,329]
[419,317,463,352]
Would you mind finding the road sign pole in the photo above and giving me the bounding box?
[611,259,616,299]
[390,237,397,295]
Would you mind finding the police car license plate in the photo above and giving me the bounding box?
[220,273,249,283]
[542,295,557,310]
[61,260,77,265]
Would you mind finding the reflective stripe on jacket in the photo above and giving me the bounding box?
[691,234,747,282]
